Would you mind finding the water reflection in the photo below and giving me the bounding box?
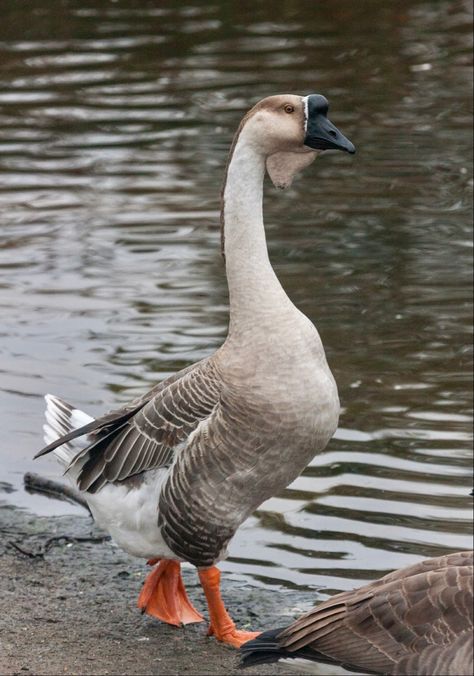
[0,0,472,595]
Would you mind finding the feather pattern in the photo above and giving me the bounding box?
[241,551,474,675]
[61,358,223,493]
[43,394,94,465]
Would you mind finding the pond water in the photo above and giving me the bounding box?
[0,0,472,596]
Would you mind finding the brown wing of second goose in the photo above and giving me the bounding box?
[241,551,473,675]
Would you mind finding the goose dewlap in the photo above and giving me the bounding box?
[266,150,318,190]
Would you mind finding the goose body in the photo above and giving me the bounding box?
[36,93,355,645]
[241,551,474,675]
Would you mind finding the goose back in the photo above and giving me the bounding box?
[241,551,474,675]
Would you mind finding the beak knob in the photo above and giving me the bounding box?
[304,94,355,154]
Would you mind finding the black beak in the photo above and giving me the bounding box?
[304,94,355,154]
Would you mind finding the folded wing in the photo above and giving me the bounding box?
[35,358,223,494]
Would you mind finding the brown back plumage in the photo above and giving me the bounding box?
[242,551,473,676]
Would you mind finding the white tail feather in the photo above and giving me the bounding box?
[43,394,94,467]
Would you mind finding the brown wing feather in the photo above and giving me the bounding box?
[37,358,223,493]
[34,359,203,459]
[278,551,473,676]
[76,358,222,492]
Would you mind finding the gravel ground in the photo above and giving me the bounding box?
[0,503,349,676]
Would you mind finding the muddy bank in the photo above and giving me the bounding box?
[0,504,346,676]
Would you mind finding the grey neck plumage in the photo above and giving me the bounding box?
[221,127,291,336]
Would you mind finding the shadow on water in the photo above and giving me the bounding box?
[0,0,472,594]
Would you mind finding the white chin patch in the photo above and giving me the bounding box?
[266,150,318,189]
[302,95,309,133]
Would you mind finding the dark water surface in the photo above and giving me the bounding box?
[0,0,472,594]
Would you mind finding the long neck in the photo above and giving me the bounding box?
[221,130,290,333]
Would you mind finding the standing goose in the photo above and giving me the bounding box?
[241,551,474,675]
[35,94,355,648]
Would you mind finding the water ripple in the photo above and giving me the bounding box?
[0,0,472,594]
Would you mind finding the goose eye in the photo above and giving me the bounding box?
[284,104,295,114]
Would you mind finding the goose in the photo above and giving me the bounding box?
[35,93,355,648]
[241,550,474,674]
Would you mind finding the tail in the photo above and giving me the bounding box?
[240,629,288,668]
[43,394,94,467]
[240,629,348,673]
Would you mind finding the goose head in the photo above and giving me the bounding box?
[241,94,355,189]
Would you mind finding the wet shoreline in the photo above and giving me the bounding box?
[0,504,348,676]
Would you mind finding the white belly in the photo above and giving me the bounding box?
[85,468,177,560]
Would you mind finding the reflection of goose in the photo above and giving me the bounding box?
[35,94,354,648]
[241,550,474,674]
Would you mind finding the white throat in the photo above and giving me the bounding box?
[221,126,291,334]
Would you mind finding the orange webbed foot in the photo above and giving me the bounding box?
[198,566,260,648]
[208,624,261,648]
[138,559,204,626]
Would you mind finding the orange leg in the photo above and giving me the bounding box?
[198,566,260,648]
[137,559,204,626]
